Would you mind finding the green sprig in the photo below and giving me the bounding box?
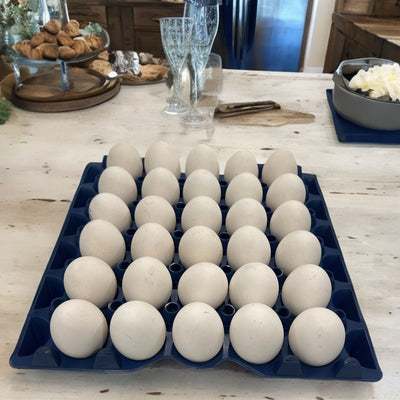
[0,97,13,125]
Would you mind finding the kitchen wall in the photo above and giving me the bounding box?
[301,0,335,73]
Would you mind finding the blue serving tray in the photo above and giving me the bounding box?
[327,89,400,144]
[9,157,383,381]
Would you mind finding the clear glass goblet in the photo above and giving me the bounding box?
[182,2,219,126]
[160,17,193,115]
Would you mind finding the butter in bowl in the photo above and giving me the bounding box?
[332,58,400,131]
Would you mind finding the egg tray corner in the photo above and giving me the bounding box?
[9,157,382,382]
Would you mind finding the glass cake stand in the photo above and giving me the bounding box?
[11,27,110,93]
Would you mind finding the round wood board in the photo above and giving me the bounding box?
[0,69,120,112]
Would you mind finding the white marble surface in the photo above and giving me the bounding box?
[1,69,399,399]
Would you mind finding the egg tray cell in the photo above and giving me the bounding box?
[9,157,382,382]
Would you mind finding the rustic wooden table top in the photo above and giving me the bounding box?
[1,69,399,399]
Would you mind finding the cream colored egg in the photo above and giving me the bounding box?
[98,166,138,205]
[181,195,222,233]
[88,192,132,232]
[265,173,306,212]
[63,256,117,308]
[182,169,221,203]
[229,303,284,364]
[281,264,332,316]
[228,262,279,309]
[134,195,176,233]
[227,225,271,271]
[144,141,181,179]
[122,257,172,308]
[185,144,219,178]
[130,222,174,266]
[225,197,267,235]
[178,262,228,308]
[178,225,223,268]
[106,142,143,179]
[224,150,259,183]
[141,167,180,205]
[79,219,126,269]
[288,307,346,366]
[275,230,322,276]
[269,200,311,242]
[50,299,108,358]
[224,172,263,207]
[110,300,166,360]
[261,149,297,186]
[172,302,224,362]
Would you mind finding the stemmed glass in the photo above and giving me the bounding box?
[182,1,219,126]
[159,17,193,115]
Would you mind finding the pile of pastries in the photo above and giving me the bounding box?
[12,19,103,61]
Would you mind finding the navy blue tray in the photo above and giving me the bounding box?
[327,89,400,144]
[9,156,382,381]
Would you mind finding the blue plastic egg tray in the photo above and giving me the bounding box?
[9,156,382,381]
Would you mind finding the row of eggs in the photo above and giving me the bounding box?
[50,142,345,368]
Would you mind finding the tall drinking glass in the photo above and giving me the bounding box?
[182,1,219,125]
[160,17,193,115]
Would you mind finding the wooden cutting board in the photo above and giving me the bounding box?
[216,108,315,126]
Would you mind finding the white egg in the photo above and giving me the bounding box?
[50,299,108,358]
[79,219,126,269]
[185,144,219,178]
[178,225,223,269]
[265,173,306,212]
[110,300,166,360]
[182,169,221,203]
[288,307,346,366]
[261,149,297,186]
[224,172,263,207]
[106,142,143,179]
[88,192,132,232]
[178,262,228,309]
[134,195,176,233]
[227,225,271,271]
[130,222,174,266]
[229,303,284,364]
[281,264,332,316]
[141,167,180,205]
[181,195,222,233]
[98,166,138,205]
[144,140,181,179]
[228,262,279,309]
[122,256,172,309]
[224,150,259,183]
[172,302,224,362]
[225,197,267,235]
[63,256,117,308]
[269,200,311,242]
[275,230,322,276]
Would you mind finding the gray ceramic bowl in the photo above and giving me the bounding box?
[332,58,400,131]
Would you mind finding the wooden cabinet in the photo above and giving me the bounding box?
[323,0,400,72]
[67,0,184,57]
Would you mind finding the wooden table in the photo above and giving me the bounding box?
[1,69,399,399]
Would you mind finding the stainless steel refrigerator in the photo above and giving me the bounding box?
[214,0,310,71]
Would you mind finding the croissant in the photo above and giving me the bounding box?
[56,30,75,47]
[64,20,80,37]
[30,32,45,48]
[58,45,76,60]
[36,43,59,59]
[44,19,62,35]
[84,35,102,50]
[42,31,58,44]
[71,39,89,56]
